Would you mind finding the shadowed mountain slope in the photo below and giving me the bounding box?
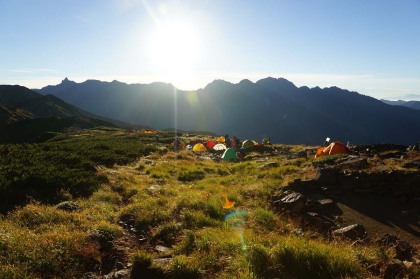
[37,78,420,145]
[0,85,118,143]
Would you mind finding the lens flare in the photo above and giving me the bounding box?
[224,210,247,251]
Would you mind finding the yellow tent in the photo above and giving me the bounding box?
[218,136,226,143]
[193,143,207,152]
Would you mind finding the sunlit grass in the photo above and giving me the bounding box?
[0,132,409,278]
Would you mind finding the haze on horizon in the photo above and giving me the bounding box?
[1,0,420,100]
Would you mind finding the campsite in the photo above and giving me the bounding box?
[0,128,418,278]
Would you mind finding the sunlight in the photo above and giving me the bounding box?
[148,21,199,85]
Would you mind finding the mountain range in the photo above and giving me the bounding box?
[35,77,420,145]
[380,99,420,110]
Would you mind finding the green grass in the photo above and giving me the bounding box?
[0,130,157,211]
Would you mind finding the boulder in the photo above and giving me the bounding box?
[395,240,415,261]
[332,224,366,240]
[339,157,368,168]
[381,259,406,279]
[305,212,337,232]
[275,192,307,213]
[375,233,400,247]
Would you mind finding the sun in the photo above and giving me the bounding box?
[148,21,199,85]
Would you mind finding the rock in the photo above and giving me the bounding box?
[403,261,413,269]
[116,261,125,270]
[395,240,415,261]
[55,201,80,212]
[276,192,307,213]
[154,245,172,256]
[292,228,304,236]
[104,269,130,279]
[332,224,366,240]
[305,199,322,212]
[306,193,334,206]
[375,233,400,247]
[258,161,279,169]
[305,212,337,232]
[381,259,406,279]
[296,150,307,158]
[148,185,161,191]
[339,157,368,168]
[81,272,97,279]
[402,160,420,168]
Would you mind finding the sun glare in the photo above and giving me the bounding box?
[148,21,199,86]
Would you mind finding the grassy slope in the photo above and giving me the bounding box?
[0,130,418,278]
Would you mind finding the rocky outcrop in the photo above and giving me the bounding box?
[332,224,367,240]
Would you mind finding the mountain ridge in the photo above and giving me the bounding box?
[34,77,420,145]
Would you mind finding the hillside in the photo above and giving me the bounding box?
[0,85,121,143]
[37,78,420,145]
[0,129,418,278]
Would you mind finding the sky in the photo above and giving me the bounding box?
[1,0,420,100]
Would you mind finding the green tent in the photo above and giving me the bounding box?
[222,148,238,162]
[242,140,255,149]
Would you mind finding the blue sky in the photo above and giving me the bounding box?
[1,0,420,100]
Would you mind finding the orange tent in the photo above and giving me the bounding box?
[315,141,349,158]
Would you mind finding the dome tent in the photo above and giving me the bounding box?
[242,140,255,149]
[193,143,207,152]
[315,141,349,158]
[222,148,238,162]
[213,143,226,151]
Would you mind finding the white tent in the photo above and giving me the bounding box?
[213,143,227,151]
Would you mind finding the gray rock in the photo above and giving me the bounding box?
[104,269,130,279]
[278,192,307,213]
[332,224,366,240]
[55,201,80,212]
[154,245,172,255]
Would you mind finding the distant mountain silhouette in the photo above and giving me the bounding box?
[36,78,420,145]
[0,85,118,143]
[381,99,420,110]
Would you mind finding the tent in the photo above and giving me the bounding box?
[315,141,349,158]
[242,140,256,149]
[222,148,238,162]
[213,143,227,151]
[193,143,207,152]
[218,136,226,143]
[206,140,216,149]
